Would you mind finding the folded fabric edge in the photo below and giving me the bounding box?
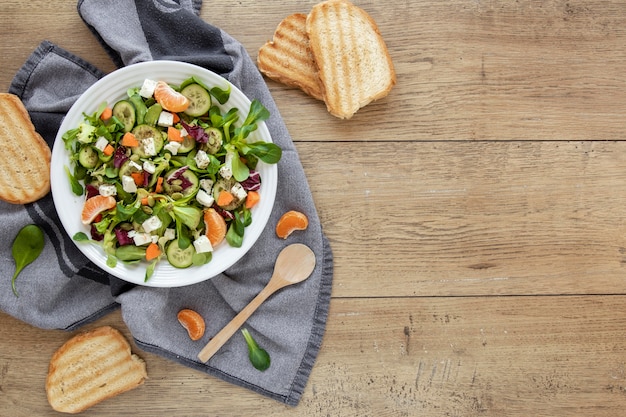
[134,339,295,404]
[284,234,334,405]
[63,302,120,331]
[8,40,105,98]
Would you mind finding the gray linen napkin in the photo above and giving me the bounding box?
[0,0,333,405]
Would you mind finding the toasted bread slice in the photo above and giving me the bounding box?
[306,0,396,119]
[46,326,147,414]
[258,13,324,101]
[0,93,51,204]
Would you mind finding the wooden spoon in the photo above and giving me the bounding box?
[197,243,316,363]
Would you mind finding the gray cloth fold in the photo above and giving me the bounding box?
[0,0,332,406]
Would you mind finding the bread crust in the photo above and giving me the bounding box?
[258,13,325,101]
[306,0,396,119]
[0,93,51,204]
[46,326,147,414]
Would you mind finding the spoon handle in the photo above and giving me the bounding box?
[197,280,282,363]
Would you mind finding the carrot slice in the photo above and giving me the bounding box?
[167,126,184,143]
[131,171,144,186]
[155,176,164,193]
[244,190,260,209]
[145,242,161,261]
[121,132,139,147]
[103,144,115,156]
[100,106,113,121]
[217,190,235,207]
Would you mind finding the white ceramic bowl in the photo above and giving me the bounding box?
[50,61,277,287]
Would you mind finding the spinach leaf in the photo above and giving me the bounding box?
[11,225,45,296]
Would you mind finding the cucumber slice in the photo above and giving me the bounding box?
[166,238,195,268]
[131,124,164,158]
[204,127,223,154]
[78,145,99,169]
[112,100,136,132]
[177,135,196,153]
[163,167,199,197]
[144,103,163,126]
[181,83,211,117]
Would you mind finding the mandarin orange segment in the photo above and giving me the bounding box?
[275,210,309,239]
[81,195,116,225]
[203,208,227,247]
[153,81,190,112]
[177,309,206,341]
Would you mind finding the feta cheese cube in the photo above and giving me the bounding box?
[230,182,247,201]
[219,165,232,180]
[200,179,214,193]
[98,183,117,197]
[132,232,152,246]
[142,137,157,156]
[139,79,158,98]
[143,160,156,174]
[180,127,189,137]
[194,150,210,169]
[122,175,137,193]
[129,160,143,172]
[193,235,213,254]
[142,215,162,233]
[219,152,234,179]
[157,111,174,127]
[164,141,181,155]
[163,228,176,241]
[94,136,109,152]
[196,189,215,207]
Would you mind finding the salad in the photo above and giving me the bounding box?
[62,76,281,281]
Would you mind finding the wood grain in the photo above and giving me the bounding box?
[302,141,626,297]
[2,0,626,415]
[2,295,626,416]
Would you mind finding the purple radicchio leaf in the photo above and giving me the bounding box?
[85,184,100,199]
[167,166,193,190]
[212,204,235,221]
[113,145,129,168]
[90,224,104,241]
[114,228,133,246]
[181,121,209,144]
[240,170,261,191]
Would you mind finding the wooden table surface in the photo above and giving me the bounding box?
[3,1,626,415]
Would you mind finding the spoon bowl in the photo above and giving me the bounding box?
[197,243,316,363]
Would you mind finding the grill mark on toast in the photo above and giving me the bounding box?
[0,94,50,203]
[269,0,395,118]
[346,3,357,116]
[46,326,146,414]
[259,13,324,100]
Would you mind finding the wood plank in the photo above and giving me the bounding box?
[213,0,626,140]
[3,1,626,140]
[2,295,626,416]
[298,140,626,297]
